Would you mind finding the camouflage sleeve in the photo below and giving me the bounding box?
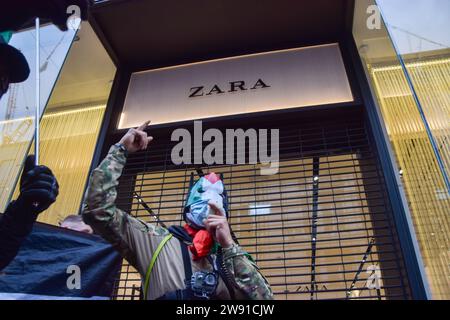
[222,244,274,300]
[82,144,166,267]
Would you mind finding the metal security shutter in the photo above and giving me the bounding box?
[110,110,411,300]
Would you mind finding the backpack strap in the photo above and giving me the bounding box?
[143,233,173,300]
[180,237,193,287]
[167,225,193,283]
[168,225,192,243]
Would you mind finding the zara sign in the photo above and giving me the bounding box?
[188,79,271,98]
[119,43,353,128]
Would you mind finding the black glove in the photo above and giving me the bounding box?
[18,155,59,214]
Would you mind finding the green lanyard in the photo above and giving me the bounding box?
[143,234,173,300]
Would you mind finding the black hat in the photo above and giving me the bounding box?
[0,35,30,83]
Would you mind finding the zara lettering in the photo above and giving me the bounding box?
[189,79,270,98]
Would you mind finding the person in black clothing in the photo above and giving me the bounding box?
[0,156,59,270]
[0,0,90,270]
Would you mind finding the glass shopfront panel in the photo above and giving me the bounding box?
[7,22,116,225]
[0,25,76,212]
[353,0,450,299]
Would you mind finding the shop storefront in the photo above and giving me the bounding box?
[0,0,448,300]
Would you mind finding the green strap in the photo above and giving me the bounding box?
[0,31,13,43]
[143,233,173,300]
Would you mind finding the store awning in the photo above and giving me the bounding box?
[90,0,353,71]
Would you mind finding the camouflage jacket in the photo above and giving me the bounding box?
[82,144,273,300]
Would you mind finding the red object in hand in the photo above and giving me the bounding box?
[184,224,214,260]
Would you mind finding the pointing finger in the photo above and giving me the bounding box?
[137,120,151,131]
[208,201,225,217]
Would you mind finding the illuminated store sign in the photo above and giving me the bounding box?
[119,43,353,128]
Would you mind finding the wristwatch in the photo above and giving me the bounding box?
[114,143,128,157]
